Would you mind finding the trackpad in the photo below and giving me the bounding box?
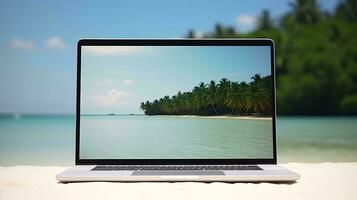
[132,170,225,176]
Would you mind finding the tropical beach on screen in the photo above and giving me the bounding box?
[76,45,277,160]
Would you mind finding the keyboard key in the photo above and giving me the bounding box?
[92,165,262,171]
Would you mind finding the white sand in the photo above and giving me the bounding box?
[1,163,356,200]
[161,115,272,120]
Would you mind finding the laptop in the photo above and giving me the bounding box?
[56,39,300,182]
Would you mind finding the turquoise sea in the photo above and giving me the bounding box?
[80,115,273,159]
[0,114,357,166]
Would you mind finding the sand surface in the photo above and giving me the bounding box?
[1,163,356,200]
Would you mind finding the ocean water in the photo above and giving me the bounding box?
[0,114,357,166]
[80,115,273,159]
[0,114,75,166]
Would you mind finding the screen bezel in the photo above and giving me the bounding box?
[76,39,277,165]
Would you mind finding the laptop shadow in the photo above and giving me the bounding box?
[58,180,298,185]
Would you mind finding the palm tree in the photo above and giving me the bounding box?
[218,78,230,113]
[211,24,237,38]
[257,9,274,31]
[224,83,241,114]
[171,95,178,114]
[290,0,321,24]
[176,91,184,114]
[140,102,145,111]
[183,92,194,114]
[140,76,272,116]
[281,0,321,30]
[162,96,171,114]
[196,82,207,114]
[336,0,357,22]
[192,85,205,114]
[247,87,271,114]
[251,74,262,82]
[141,101,152,115]
[226,82,248,114]
[214,24,224,37]
[207,80,218,115]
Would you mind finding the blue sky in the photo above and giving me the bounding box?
[81,46,271,114]
[0,0,339,113]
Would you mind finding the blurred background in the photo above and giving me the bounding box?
[0,0,356,166]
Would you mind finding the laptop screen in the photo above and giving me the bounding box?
[79,43,274,160]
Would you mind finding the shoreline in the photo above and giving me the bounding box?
[154,115,272,120]
[80,114,273,120]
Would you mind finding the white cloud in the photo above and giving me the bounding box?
[236,14,256,26]
[89,89,130,106]
[122,79,133,85]
[10,38,35,51]
[83,46,146,56]
[45,36,67,50]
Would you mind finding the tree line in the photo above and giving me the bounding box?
[140,74,272,116]
[186,0,357,115]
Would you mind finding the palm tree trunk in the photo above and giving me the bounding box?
[211,103,218,115]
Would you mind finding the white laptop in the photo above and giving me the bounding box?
[56,39,300,182]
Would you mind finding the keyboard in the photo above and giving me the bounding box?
[92,165,262,171]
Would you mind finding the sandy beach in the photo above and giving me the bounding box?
[0,163,356,200]
[160,115,273,120]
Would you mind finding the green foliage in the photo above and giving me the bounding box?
[186,0,357,115]
[340,94,357,114]
[281,0,322,30]
[335,0,357,22]
[257,9,275,31]
[140,75,272,116]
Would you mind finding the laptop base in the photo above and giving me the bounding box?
[56,164,300,182]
